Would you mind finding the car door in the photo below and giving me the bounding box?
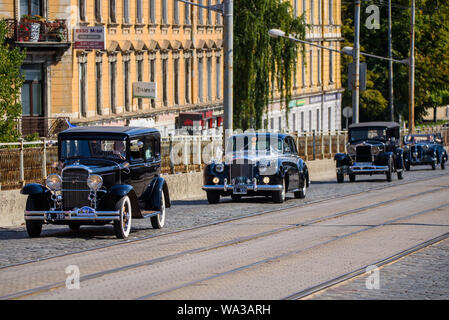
[282,137,299,191]
[144,133,160,184]
[128,136,147,197]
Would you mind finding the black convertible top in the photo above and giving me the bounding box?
[349,122,400,129]
[59,126,160,139]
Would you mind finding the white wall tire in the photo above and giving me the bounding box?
[151,191,166,229]
[113,196,132,239]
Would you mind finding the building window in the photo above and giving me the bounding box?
[149,0,156,24]
[301,55,306,87]
[185,56,191,104]
[328,107,332,132]
[21,64,43,117]
[216,0,221,24]
[137,57,143,109]
[79,60,87,117]
[96,57,103,115]
[317,47,321,85]
[216,56,221,99]
[150,57,156,108]
[301,111,304,132]
[310,0,314,24]
[270,117,274,130]
[329,0,334,25]
[95,0,102,22]
[207,0,212,25]
[162,0,168,25]
[292,113,296,132]
[174,57,179,105]
[198,56,204,102]
[316,109,320,132]
[109,57,117,113]
[174,0,179,24]
[110,0,117,23]
[136,0,143,24]
[309,110,312,131]
[198,0,204,25]
[309,49,313,86]
[207,56,212,101]
[294,0,298,17]
[162,57,168,106]
[302,0,306,16]
[329,42,334,83]
[278,116,282,132]
[20,0,42,16]
[79,0,86,21]
[318,0,322,24]
[124,57,130,112]
[123,0,130,24]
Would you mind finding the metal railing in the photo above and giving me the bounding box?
[1,126,448,190]
[4,18,69,43]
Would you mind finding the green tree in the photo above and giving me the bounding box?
[341,0,449,125]
[0,19,26,142]
[234,0,305,130]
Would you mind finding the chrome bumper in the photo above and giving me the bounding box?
[202,178,282,192]
[24,210,121,221]
[337,164,389,174]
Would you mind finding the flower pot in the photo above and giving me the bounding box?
[29,23,40,42]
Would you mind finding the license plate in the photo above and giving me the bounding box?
[233,184,248,195]
[45,212,65,220]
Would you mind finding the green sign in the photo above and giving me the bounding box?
[289,99,306,108]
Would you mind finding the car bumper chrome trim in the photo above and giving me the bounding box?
[337,165,389,174]
[24,210,121,221]
[202,184,283,192]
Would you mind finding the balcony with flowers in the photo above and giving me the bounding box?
[4,15,70,51]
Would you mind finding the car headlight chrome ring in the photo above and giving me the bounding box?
[215,163,224,173]
[347,145,356,155]
[46,174,62,190]
[372,146,381,156]
[87,174,103,191]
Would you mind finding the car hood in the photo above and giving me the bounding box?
[61,160,127,175]
[224,151,280,164]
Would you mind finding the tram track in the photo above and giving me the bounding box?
[1,171,447,272]
[2,175,449,300]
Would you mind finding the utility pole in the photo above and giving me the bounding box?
[409,0,415,133]
[352,0,361,124]
[223,0,233,148]
[388,0,394,122]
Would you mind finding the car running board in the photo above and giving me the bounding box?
[138,210,161,219]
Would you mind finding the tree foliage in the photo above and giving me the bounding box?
[234,0,305,130]
[341,0,449,124]
[0,19,26,142]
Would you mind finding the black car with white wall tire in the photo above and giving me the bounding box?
[21,127,170,239]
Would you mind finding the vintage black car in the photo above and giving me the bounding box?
[21,127,170,239]
[202,133,309,204]
[334,122,405,182]
[403,133,447,170]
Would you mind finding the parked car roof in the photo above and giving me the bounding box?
[59,126,160,138]
[349,122,400,129]
[230,132,292,139]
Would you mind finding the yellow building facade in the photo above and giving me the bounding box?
[268,0,343,133]
[1,0,342,136]
[1,0,224,136]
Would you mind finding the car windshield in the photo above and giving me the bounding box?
[227,135,282,154]
[60,139,127,161]
[350,128,387,142]
[405,135,434,144]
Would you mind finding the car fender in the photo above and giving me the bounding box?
[394,148,405,169]
[141,176,171,211]
[376,152,394,166]
[21,183,48,195]
[297,160,309,187]
[101,184,140,218]
[334,153,351,167]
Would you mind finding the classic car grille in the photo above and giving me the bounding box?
[410,145,422,159]
[62,168,91,210]
[356,146,372,162]
[230,161,254,181]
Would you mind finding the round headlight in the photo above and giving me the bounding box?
[422,145,429,151]
[215,163,224,173]
[372,146,380,156]
[46,174,62,190]
[347,144,356,155]
[263,177,270,184]
[87,174,103,191]
[212,177,220,184]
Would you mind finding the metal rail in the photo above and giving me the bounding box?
[2,175,448,300]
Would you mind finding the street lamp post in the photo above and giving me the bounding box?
[353,0,361,124]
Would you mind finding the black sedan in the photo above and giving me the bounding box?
[202,133,309,204]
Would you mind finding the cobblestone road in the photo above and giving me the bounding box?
[0,167,448,268]
[308,238,449,300]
